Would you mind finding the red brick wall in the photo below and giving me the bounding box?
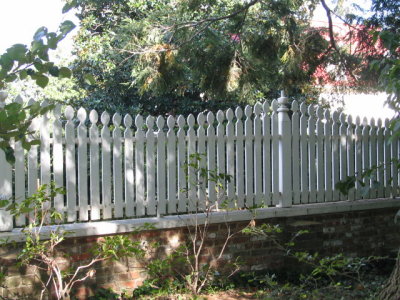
[1,207,399,299]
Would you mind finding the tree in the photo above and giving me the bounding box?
[0,20,76,162]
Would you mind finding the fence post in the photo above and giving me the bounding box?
[278,91,292,207]
[0,91,13,231]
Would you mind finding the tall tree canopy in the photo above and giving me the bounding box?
[65,0,390,116]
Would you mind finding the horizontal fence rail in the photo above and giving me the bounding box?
[0,92,399,230]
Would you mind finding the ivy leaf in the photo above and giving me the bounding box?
[59,67,72,78]
[33,26,48,41]
[62,0,77,13]
[59,20,76,39]
[7,44,27,61]
[36,75,49,88]
[83,73,96,85]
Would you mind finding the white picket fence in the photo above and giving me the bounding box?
[0,92,398,230]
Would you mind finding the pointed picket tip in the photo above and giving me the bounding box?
[377,118,382,128]
[271,99,278,112]
[53,104,62,117]
[370,117,376,127]
[299,102,307,115]
[167,115,175,128]
[112,113,122,126]
[156,115,165,129]
[135,114,144,128]
[146,115,155,128]
[101,111,110,125]
[27,98,36,106]
[197,112,205,125]
[187,114,195,127]
[216,110,225,122]
[339,112,346,123]
[254,102,262,115]
[291,100,299,112]
[307,104,315,117]
[65,106,75,120]
[316,106,324,119]
[324,109,331,120]
[355,116,361,126]
[244,105,252,117]
[347,115,353,125]
[14,95,24,104]
[235,107,243,119]
[0,91,8,102]
[124,114,133,128]
[332,111,339,122]
[362,116,368,126]
[177,115,185,127]
[89,110,99,124]
[77,107,87,124]
[226,108,234,121]
[206,111,215,124]
[384,118,389,127]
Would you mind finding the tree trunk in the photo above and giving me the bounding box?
[379,250,400,300]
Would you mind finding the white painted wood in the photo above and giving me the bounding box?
[124,114,134,217]
[331,111,340,201]
[354,117,362,200]
[390,122,398,197]
[299,102,309,203]
[339,113,348,200]
[235,108,245,208]
[308,105,317,203]
[146,116,156,215]
[346,116,355,201]
[376,119,384,198]
[362,117,370,199]
[177,115,187,212]
[291,101,300,204]
[316,106,324,203]
[13,96,26,226]
[324,109,333,202]
[226,109,235,208]
[65,106,76,222]
[156,116,166,215]
[187,114,197,212]
[383,119,392,198]
[166,116,177,213]
[277,92,292,208]
[369,118,378,198]
[207,112,216,206]
[89,110,100,220]
[27,99,39,198]
[53,104,64,218]
[271,100,279,205]
[0,94,13,231]
[77,108,89,221]
[253,103,263,206]
[244,105,254,207]
[113,113,123,218]
[262,102,271,206]
[216,110,226,207]
[197,113,206,210]
[101,111,112,219]
[40,101,51,217]
[135,115,145,216]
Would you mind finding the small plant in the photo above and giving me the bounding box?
[0,183,149,300]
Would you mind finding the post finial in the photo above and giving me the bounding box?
[277,90,289,112]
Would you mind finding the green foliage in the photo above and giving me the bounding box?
[0,21,75,90]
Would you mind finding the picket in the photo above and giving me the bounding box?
[124,114,135,217]
[0,93,397,230]
[89,110,101,220]
[78,108,89,221]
